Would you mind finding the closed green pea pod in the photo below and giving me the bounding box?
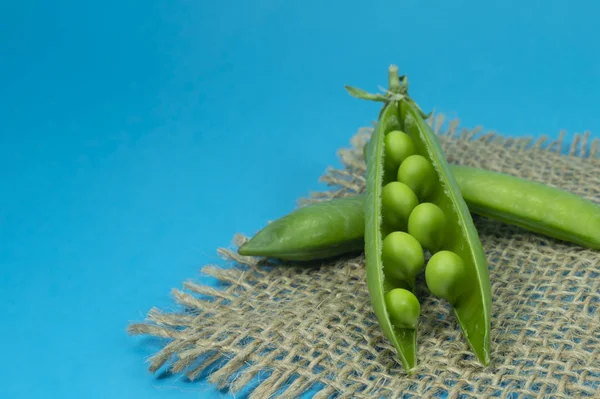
[451,165,600,250]
[237,196,365,261]
[240,169,600,262]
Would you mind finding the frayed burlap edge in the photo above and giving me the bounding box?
[127,114,599,399]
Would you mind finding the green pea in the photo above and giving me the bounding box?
[382,231,424,282]
[385,288,420,329]
[381,182,419,231]
[397,154,436,200]
[384,130,416,171]
[407,202,447,252]
[425,250,466,305]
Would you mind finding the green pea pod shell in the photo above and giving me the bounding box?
[351,65,492,370]
[239,165,600,261]
[237,196,365,261]
[396,89,492,368]
[363,89,419,372]
[451,165,600,250]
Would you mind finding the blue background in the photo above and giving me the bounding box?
[1,1,599,398]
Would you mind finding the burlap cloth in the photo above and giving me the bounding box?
[128,115,600,398]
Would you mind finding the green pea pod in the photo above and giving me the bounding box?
[363,84,419,372]
[451,165,600,250]
[238,166,600,262]
[349,65,492,371]
[237,196,365,261]
[402,98,491,367]
[238,195,366,261]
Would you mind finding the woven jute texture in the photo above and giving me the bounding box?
[128,115,600,398]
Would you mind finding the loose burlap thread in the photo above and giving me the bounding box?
[128,115,600,398]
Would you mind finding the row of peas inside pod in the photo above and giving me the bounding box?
[370,130,466,330]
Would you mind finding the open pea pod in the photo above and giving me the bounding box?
[363,86,419,372]
[347,65,492,371]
